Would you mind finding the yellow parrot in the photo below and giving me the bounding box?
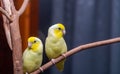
[45,23,67,71]
[23,37,43,73]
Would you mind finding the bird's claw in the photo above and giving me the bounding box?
[51,59,55,64]
[61,53,66,58]
[39,67,44,72]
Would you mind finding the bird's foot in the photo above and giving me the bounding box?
[51,59,56,64]
[39,67,44,72]
[61,53,66,58]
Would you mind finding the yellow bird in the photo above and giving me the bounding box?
[23,37,43,73]
[45,23,67,71]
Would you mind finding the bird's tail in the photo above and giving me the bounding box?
[55,59,65,72]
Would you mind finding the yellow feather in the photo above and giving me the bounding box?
[57,23,65,30]
[54,29,63,38]
[56,59,65,71]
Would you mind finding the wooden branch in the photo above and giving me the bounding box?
[10,17,23,74]
[3,0,12,15]
[9,0,23,74]
[0,7,12,22]
[2,18,12,49]
[31,37,120,74]
[18,0,30,16]
[0,2,12,49]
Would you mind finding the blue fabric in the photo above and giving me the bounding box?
[39,0,120,74]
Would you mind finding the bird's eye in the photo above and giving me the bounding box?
[58,27,61,30]
[34,40,37,43]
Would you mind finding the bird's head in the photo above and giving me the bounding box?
[48,23,66,39]
[27,37,43,52]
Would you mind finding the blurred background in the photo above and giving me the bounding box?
[0,0,120,74]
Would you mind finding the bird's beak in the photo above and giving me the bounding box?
[28,42,32,49]
[62,30,66,35]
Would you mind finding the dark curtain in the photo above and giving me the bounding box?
[39,0,120,74]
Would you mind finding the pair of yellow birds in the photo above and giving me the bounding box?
[23,23,67,73]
